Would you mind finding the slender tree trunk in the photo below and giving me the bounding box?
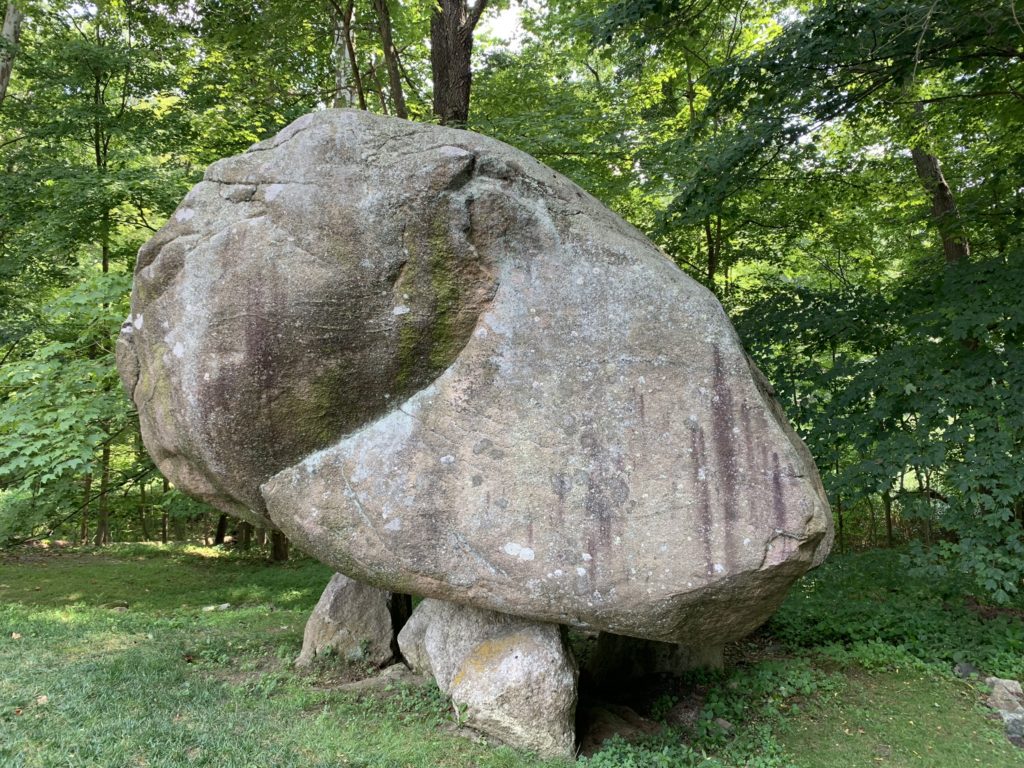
[330,0,366,109]
[254,527,267,547]
[910,147,970,264]
[139,480,151,540]
[161,476,169,543]
[270,530,289,562]
[80,474,92,544]
[867,495,877,548]
[836,493,844,554]
[883,490,894,547]
[93,444,111,545]
[0,3,23,110]
[372,0,407,118]
[430,0,488,126]
[367,54,389,114]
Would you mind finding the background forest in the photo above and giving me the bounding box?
[0,0,1022,606]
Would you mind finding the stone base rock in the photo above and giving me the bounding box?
[984,677,1024,748]
[985,677,1024,714]
[295,573,408,668]
[585,631,723,689]
[398,599,578,759]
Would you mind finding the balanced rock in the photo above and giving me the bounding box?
[398,599,577,758]
[118,109,832,645]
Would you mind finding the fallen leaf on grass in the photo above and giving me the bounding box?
[35,695,48,706]
[10,632,21,640]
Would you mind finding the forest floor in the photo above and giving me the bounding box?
[0,545,1021,767]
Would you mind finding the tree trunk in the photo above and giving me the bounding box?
[237,522,252,550]
[213,514,228,545]
[270,530,289,562]
[372,0,406,118]
[80,474,92,544]
[910,147,970,264]
[0,3,23,110]
[430,0,488,126]
[254,527,267,547]
[836,493,844,554]
[138,480,151,540]
[330,0,366,109]
[93,444,111,545]
[161,476,169,543]
[883,489,894,547]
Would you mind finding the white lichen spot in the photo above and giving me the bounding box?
[697,467,707,481]
[132,314,144,330]
[553,569,564,577]
[439,455,455,465]
[713,563,725,574]
[581,553,592,562]
[175,207,195,222]
[576,567,587,576]
[502,542,534,561]
[264,183,285,202]
[172,342,185,358]
[384,518,402,532]
[743,537,751,547]
[393,305,410,316]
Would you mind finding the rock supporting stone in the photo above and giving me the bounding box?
[295,573,403,667]
[398,599,578,758]
[984,676,1024,748]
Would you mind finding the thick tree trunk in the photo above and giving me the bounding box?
[237,522,252,550]
[213,514,228,545]
[270,530,289,562]
[372,0,406,119]
[0,4,23,110]
[430,0,487,126]
[910,147,970,264]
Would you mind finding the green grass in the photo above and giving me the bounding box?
[778,668,1017,767]
[1,545,1021,767]
[0,544,555,768]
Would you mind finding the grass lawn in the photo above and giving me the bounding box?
[1,545,1020,767]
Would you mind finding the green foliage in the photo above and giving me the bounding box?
[771,550,1024,680]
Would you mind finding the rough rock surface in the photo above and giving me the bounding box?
[119,108,832,643]
[986,677,1024,715]
[294,573,400,667]
[398,599,577,758]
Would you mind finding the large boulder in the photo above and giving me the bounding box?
[118,109,832,645]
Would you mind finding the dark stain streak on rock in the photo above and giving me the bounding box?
[739,401,756,520]
[689,425,714,576]
[771,452,786,531]
[551,472,572,503]
[711,346,739,567]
